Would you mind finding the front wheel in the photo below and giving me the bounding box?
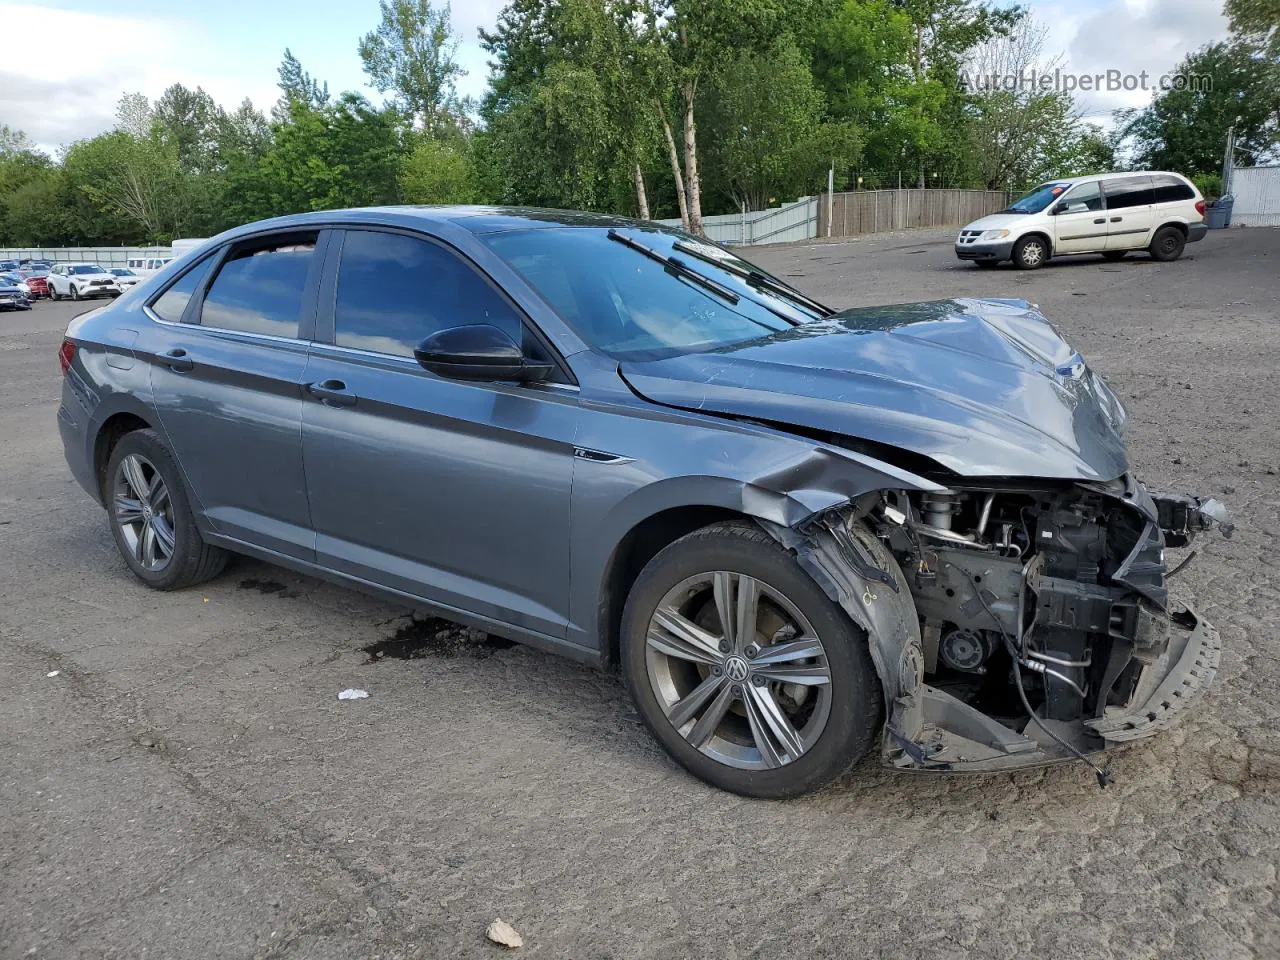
[1150,226,1187,262]
[621,522,882,798]
[1012,235,1049,270]
[105,429,228,590]
[49,285,59,301]
[70,284,80,300]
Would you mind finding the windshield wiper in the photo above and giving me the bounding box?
[672,240,834,318]
[607,230,741,306]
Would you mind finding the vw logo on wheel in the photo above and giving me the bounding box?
[724,656,750,683]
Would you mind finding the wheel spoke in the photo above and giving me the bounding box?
[150,517,176,557]
[752,662,831,686]
[686,682,736,748]
[114,496,145,525]
[712,571,736,647]
[751,637,824,666]
[743,691,784,768]
[648,608,723,664]
[120,455,149,501]
[734,576,759,653]
[138,521,155,566]
[666,672,726,731]
[745,683,805,763]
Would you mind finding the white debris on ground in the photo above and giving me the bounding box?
[337,688,369,700]
[46,670,59,677]
[486,918,523,949]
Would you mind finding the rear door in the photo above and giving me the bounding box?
[300,227,579,638]
[1103,176,1157,249]
[1051,181,1108,254]
[1151,174,1197,222]
[140,230,327,560]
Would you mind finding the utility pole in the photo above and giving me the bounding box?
[827,164,834,238]
[1221,124,1236,196]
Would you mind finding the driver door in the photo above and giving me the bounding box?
[1051,182,1108,255]
[299,227,580,639]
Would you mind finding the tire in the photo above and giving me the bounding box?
[1149,225,1186,262]
[620,521,882,798]
[1011,234,1049,270]
[49,285,59,301]
[104,428,228,590]
[70,284,80,301]
[1102,251,1127,261]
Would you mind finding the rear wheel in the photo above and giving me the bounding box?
[621,522,881,798]
[1102,251,1127,261]
[1150,226,1186,262]
[105,429,228,590]
[1012,234,1049,270]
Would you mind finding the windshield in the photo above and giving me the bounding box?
[483,226,825,360]
[1003,182,1072,214]
[70,264,105,275]
[111,268,135,276]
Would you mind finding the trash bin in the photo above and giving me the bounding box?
[1206,195,1234,229]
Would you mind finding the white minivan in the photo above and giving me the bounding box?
[955,171,1208,269]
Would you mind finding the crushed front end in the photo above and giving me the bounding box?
[774,477,1229,779]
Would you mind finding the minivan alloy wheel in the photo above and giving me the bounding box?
[645,571,832,770]
[113,453,176,571]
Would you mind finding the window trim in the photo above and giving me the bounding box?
[143,249,220,325]
[318,225,577,386]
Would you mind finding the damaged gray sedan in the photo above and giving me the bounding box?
[58,208,1230,797]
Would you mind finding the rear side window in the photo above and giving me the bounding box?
[200,236,316,338]
[1153,175,1195,203]
[1104,177,1157,209]
[332,230,525,357]
[150,257,216,323]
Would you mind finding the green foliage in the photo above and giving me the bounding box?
[1120,41,1280,176]
[1193,172,1224,199]
[401,136,475,203]
[1226,0,1280,58]
[359,0,465,134]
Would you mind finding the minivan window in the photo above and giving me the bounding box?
[200,237,316,338]
[1058,181,1103,212]
[333,230,525,357]
[150,256,216,323]
[1153,175,1195,203]
[1104,177,1157,209]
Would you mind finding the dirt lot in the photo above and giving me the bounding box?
[2,228,1278,960]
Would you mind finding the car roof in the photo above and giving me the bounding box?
[206,205,660,245]
[1047,170,1192,187]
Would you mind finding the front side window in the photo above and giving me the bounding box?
[149,256,216,323]
[1058,181,1103,212]
[1104,177,1156,209]
[483,227,807,360]
[333,230,525,357]
[200,236,316,337]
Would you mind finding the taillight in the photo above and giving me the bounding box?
[1195,199,1206,217]
[58,339,75,376]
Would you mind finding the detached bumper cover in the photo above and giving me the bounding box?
[1085,605,1220,742]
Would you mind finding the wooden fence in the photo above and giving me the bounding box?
[817,189,1013,238]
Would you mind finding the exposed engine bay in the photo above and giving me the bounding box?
[766,476,1230,783]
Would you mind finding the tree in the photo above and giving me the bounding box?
[274,48,330,121]
[401,137,475,203]
[62,127,185,243]
[359,0,465,135]
[1226,0,1280,58]
[1119,41,1280,176]
[0,131,66,244]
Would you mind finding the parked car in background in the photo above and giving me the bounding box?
[956,171,1208,269]
[47,263,119,300]
[109,267,141,292]
[57,207,1228,798]
[0,274,31,310]
[0,259,19,273]
[126,256,172,278]
[20,267,50,298]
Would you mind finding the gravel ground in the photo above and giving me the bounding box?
[2,228,1277,960]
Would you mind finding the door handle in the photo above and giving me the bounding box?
[162,348,193,372]
[307,379,357,408]
[1110,217,1123,223]
[1093,218,1106,224]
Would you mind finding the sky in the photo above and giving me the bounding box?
[0,0,1229,154]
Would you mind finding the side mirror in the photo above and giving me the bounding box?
[414,324,554,383]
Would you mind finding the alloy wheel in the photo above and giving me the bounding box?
[1021,240,1045,267]
[645,571,832,770]
[113,454,176,572]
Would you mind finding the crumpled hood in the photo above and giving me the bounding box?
[620,298,1129,481]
